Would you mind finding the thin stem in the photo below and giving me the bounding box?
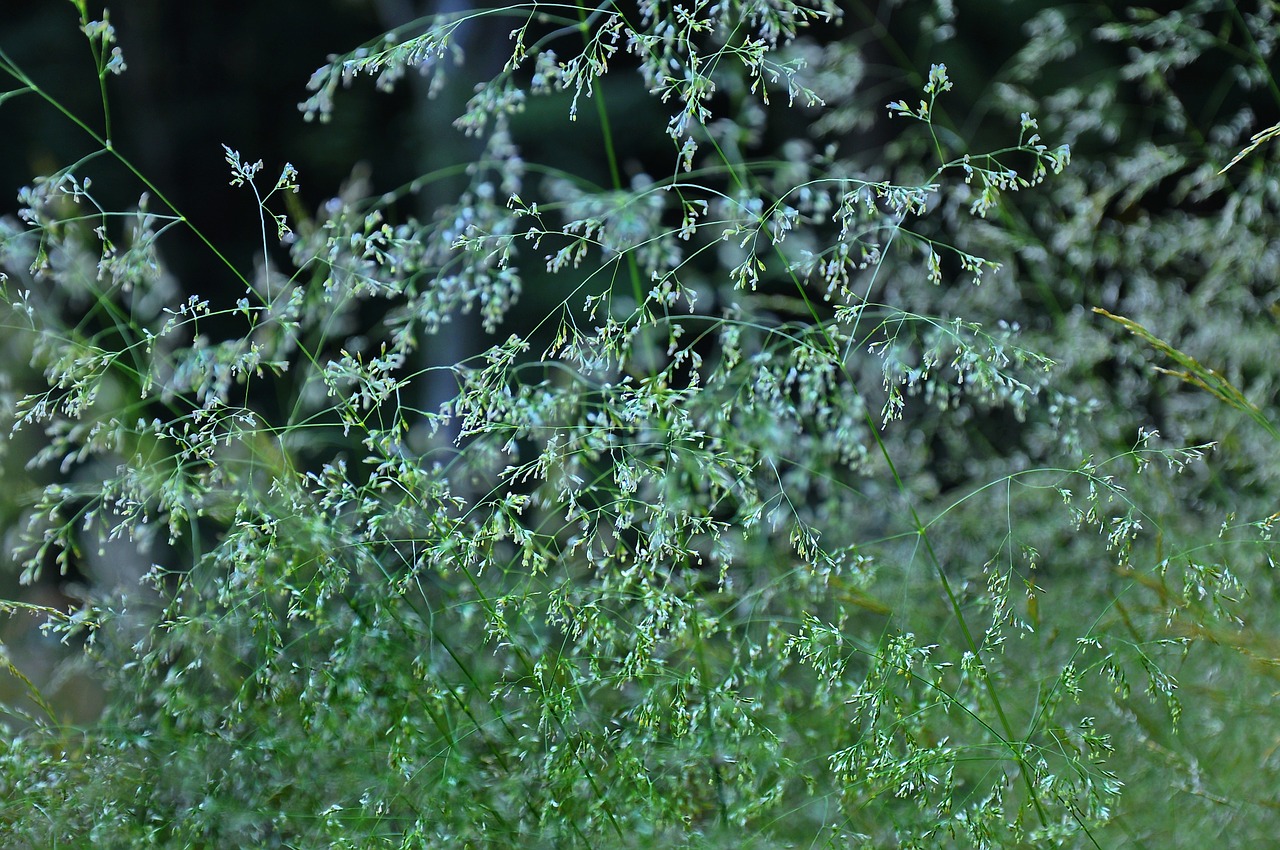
[576,0,646,307]
[0,44,254,294]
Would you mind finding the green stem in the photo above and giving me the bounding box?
[576,1,646,307]
[862,405,1051,828]
[0,45,253,295]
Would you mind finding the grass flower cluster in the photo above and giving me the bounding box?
[1,2,1279,847]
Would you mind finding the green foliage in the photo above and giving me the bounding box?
[1,1,1279,847]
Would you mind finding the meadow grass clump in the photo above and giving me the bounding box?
[1,2,1278,847]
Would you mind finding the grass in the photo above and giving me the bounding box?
[1,2,1279,847]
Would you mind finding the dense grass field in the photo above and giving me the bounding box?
[2,2,1279,847]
